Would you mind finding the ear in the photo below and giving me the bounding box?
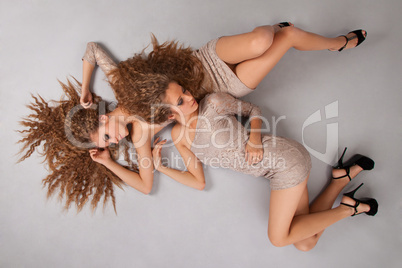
[99,115,109,123]
[168,114,176,120]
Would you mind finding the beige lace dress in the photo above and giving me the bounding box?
[82,40,253,98]
[191,93,311,190]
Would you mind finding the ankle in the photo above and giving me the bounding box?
[340,195,370,216]
[332,165,363,181]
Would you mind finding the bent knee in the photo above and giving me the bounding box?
[248,26,274,57]
[277,26,301,40]
[293,241,317,252]
[268,232,288,248]
[293,235,318,252]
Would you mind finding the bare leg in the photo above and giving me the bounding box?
[268,178,350,247]
[273,165,366,251]
[216,24,366,89]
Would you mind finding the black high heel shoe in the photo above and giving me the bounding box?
[333,147,375,181]
[278,22,292,28]
[330,29,367,52]
[341,183,378,216]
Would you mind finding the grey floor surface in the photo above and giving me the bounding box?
[1,0,401,267]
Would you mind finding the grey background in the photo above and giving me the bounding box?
[1,0,401,267]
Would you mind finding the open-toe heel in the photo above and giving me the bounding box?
[330,29,367,52]
[341,183,379,216]
[332,147,375,181]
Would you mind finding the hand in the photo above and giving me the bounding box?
[245,139,263,165]
[152,137,167,171]
[80,88,93,108]
[89,148,112,166]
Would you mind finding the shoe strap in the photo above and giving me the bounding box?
[338,35,348,52]
[348,30,366,47]
[341,200,360,216]
[333,166,352,181]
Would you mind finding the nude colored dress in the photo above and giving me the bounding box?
[191,93,311,190]
[82,42,117,81]
[82,40,253,98]
[82,43,311,189]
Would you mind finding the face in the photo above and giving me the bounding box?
[90,114,129,148]
[163,82,198,119]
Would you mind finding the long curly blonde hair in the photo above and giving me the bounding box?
[108,36,213,124]
[17,79,135,213]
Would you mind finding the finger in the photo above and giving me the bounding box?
[248,154,253,165]
[157,140,167,146]
[153,145,161,153]
[154,148,161,157]
[154,137,160,145]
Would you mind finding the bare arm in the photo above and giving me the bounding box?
[152,126,205,190]
[80,59,95,108]
[130,123,155,194]
[89,148,152,194]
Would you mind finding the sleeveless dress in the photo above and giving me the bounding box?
[190,93,311,190]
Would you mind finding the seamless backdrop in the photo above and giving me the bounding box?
[1,0,401,267]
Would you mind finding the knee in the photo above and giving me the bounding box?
[267,232,288,248]
[277,26,300,41]
[293,237,318,252]
[248,26,274,57]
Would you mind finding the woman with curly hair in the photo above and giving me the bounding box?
[147,80,377,251]
[18,79,166,212]
[101,23,365,120]
[81,22,366,122]
[100,23,376,251]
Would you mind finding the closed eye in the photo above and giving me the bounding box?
[103,134,110,141]
[177,87,187,105]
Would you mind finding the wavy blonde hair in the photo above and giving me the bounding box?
[108,36,213,124]
[18,79,136,213]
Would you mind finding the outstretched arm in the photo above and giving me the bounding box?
[81,42,118,107]
[152,127,205,190]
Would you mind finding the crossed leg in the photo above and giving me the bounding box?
[216,24,366,89]
[268,165,367,251]
[268,178,351,250]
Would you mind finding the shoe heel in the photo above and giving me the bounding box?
[344,183,364,199]
[334,147,348,168]
[341,183,378,217]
